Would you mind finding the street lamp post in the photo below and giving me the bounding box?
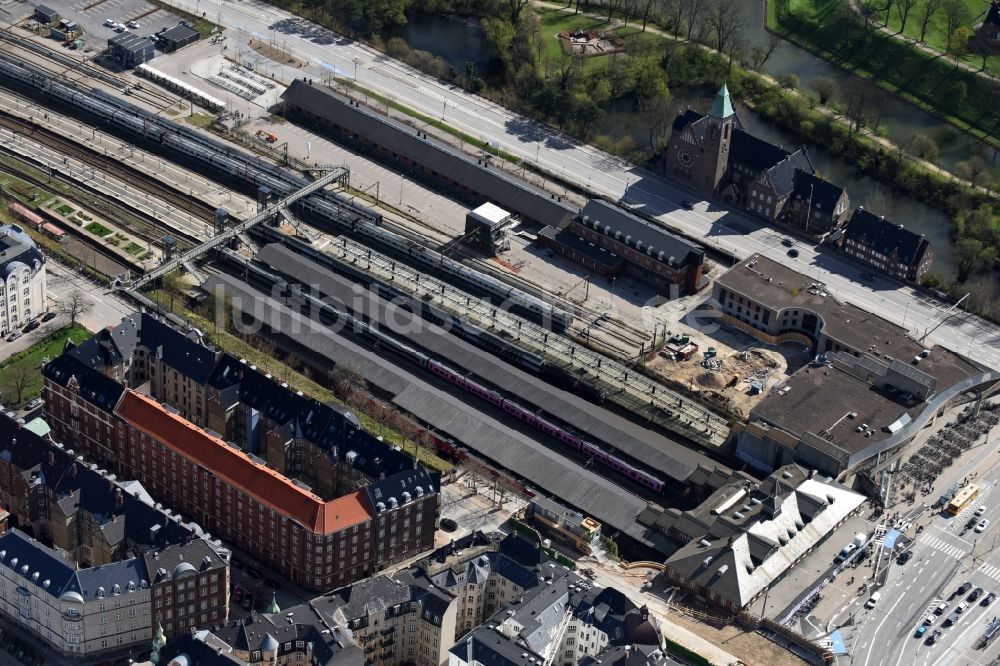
[353,57,359,80]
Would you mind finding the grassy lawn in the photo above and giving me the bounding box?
[0,325,91,407]
[55,204,74,216]
[84,221,112,237]
[123,242,145,256]
[148,0,218,38]
[882,0,1000,72]
[186,112,215,128]
[770,0,1000,150]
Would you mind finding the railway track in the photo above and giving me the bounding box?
[0,110,216,234]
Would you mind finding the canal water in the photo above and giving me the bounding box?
[391,4,972,278]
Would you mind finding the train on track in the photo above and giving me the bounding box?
[0,50,572,329]
[224,249,665,493]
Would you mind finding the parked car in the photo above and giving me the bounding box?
[958,582,973,595]
[127,20,139,28]
[679,200,694,210]
[915,625,928,638]
[22,320,38,333]
[983,592,997,607]
[977,519,990,533]
[969,587,985,602]
[897,550,914,564]
[781,238,794,247]
[923,615,936,625]
[956,601,971,614]
[926,629,942,645]
[865,592,882,609]
[934,602,949,615]
[232,586,244,604]
[104,18,115,26]
[25,398,42,410]
[440,518,458,532]
[787,248,799,258]
[242,593,254,610]
[860,272,876,281]
[41,311,56,322]
[6,331,21,342]
[976,505,988,516]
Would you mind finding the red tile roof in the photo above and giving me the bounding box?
[115,390,372,534]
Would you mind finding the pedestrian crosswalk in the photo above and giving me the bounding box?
[921,534,968,559]
[978,563,1000,583]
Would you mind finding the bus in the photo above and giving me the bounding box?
[947,483,980,515]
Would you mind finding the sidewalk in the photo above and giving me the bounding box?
[846,0,998,84]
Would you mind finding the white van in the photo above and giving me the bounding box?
[865,592,882,609]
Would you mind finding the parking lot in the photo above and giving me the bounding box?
[35,0,185,46]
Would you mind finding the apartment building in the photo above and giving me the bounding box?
[0,414,229,657]
[42,314,441,592]
[837,208,933,282]
[0,223,46,335]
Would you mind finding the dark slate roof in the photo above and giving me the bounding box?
[844,208,931,265]
[0,413,195,550]
[450,627,537,666]
[321,575,414,620]
[537,226,624,271]
[134,313,218,384]
[986,0,1000,26]
[157,632,247,666]
[763,149,814,198]
[0,225,44,277]
[580,644,674,666]
[280,80,574,228]
[159,23,199,41]
[74,557,148,602]
[730,129,792,174]
[42,354,124,412]
[670,109,744,149]
[577,200,703,270]
[792,170,846,212]
[0,530,79,600]
[363,467,438,513]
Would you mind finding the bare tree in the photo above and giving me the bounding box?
[57,290,94,328]
[917,0,943,42]
[811,76,837,104]
[639,0,657,30]
[662,0,685,34]
[5,365,32,406]
[747,32,781,71]
[681,0,706,40]
[858,0,881,31]
[607,0,624,22]
[507,0,530,23]
[704,0,743,54]
[639,94,675,154]
[943,0,970,51]
[956,156,992,188]
[894,0,920,33]
[329,363,364,399]
[844,81,870,133]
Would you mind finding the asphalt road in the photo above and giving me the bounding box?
[842,466,1000,666]
[156,0,1000,370]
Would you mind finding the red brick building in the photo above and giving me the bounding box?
[42,315,440,591]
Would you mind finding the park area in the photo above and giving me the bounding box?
[0,325,90,407]
[879,0,1000,73]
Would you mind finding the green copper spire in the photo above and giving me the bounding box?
[265,591,280,614]
[151,623,167,664]
[708,83,734,119]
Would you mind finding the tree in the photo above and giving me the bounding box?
[5,365,32,406]
[639,0,656,30]
[482,17,516,71]
[909,132,939,161]
[858,0,881,31]
[330,364,364,399]
[506,0,529,23]
[681,0,706,40]
[942,0,969,51]
[162,269,186,312]
[917,0,943,42]
[57,290,93,327]
[894,0,920,33]
[844,82,869,133]
[639,93,674,154]
[811,76,837,104]
[704,0,742,54]
[956,156,991,188]
[748,33,781,71]
[956,238,997,281]
[777,73,799,89]
[949,25,973,62]
[969,30,1000,70]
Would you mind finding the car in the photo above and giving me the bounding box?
[970,587,985,602]
[976,505,988,516]
[977,519,990,533]
[861,272,876,281]
[915,625,928,638]
[25,398,42,410]
[865,592,881,608]
[114,24,125,32]
[926,629,942,645]
[127,20,139,28]
[934,602,949,615]
[781,238,794,247]
[834,543,858,563]
[897,550,913,564]
[983,592,997,607]
[679,200,693,210]
[41,311,56,322]
[232,586,244,604]
[923,614,936,625]
[242,593,253,610]
[959,582,973,595]
[440,517,458,532]
[104,18,115,26]
[967,517,979,529]
[956,601,971,613]
[22,321,38,333]
[787,248,799,258]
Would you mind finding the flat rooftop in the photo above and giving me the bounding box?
[754,366,912,454]
[717,254,920,358]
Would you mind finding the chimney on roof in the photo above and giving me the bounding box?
[115,487,123,509]
[71,463,77,478]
